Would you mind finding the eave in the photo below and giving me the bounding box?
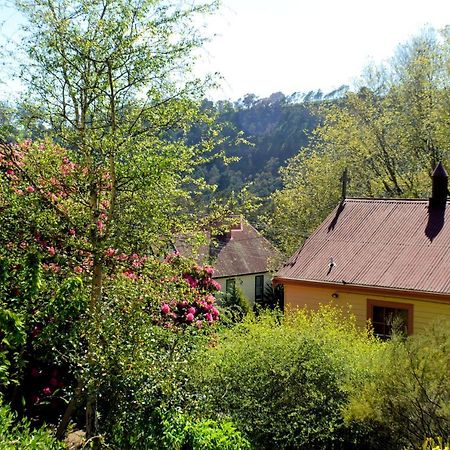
[273,276,450,304]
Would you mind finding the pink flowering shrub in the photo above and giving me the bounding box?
[157,253,220,329]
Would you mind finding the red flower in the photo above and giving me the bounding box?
[26,185,35,193]
[161,303,170,314]
[186,313,195,322]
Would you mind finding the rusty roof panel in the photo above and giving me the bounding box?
[277,199,450,295]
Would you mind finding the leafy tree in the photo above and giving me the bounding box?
[1,0,222,439]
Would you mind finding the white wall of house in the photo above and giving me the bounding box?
[215,272,272,305]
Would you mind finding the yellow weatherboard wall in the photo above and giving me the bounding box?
[284,283,450,334]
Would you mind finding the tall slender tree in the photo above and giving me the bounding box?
[5,0,220,437]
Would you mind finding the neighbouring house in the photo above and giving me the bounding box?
[273,163,450,337]
[176,218,280,305]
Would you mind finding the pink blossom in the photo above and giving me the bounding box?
[205,313,213,322]
[123,269,138,281]
[186,313,194,322]
[97,220,105,233]
[105,247,116,257]
[6,168,14,175]
[26,185,35,193]
[74,266,83,274]
[47,246,56,256]
[184,274,199,289]
[42,387,52,396]
[49,263,61,273]
[13,188,24,195]
[116,253,128,262]
[161,303,170,314]
[69,229,76,236]
[188,306,196,315]
[196,320,203,329]
[211,307,219,317]
[210,279,221,291]
[204,266,214,275]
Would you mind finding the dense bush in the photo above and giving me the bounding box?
[190,306,388,450]
[161,412,251,449]
[0,398,62,449]
[345,320,450,450]
[220,285,252,323]
[86,256,221,448]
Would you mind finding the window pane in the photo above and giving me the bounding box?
[226,278,235,293]
[371,304,410,339]
[255,275,264,301]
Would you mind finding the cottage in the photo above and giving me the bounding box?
[209,219,280,305]
[274,163,450,337]
[176,218,280,305]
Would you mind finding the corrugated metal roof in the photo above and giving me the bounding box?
[276,199,450,295]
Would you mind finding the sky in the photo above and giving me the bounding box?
[0,0,449,101]
[194,0,450,100]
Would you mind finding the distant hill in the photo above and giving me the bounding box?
[199,86,348,198]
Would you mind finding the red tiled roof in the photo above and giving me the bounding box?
[212,221,279,278]
[276,199,450,296]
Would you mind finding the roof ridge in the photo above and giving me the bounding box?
[346,197,432,202]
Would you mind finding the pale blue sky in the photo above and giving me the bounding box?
[195,0,450,99]
[1,0,449,101]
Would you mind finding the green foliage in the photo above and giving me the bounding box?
[161,412,252,450]
[0,398,62,449]
[220,285,251,322]
[0,309,26,387]
[421,437,450,450]
[345,320,450,450]
[1,0,226,438]
[191,306,385,450]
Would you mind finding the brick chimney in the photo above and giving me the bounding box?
[429,162,448,208]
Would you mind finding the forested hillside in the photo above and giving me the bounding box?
[197,90,345,197]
